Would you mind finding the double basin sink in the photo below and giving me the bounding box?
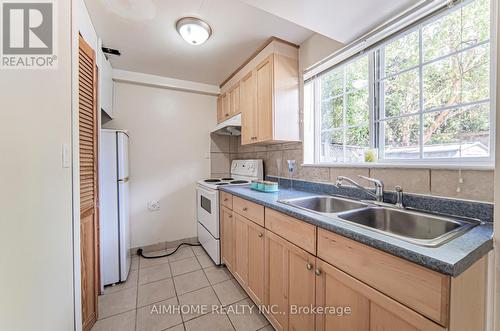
[279,195,481,247]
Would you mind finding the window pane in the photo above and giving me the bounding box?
[423,7,462,61]
[321,97,343,130]
[383,69,420,118]
[346,89,369,125]
[382,116,420,159]
[462,0,490,47]
[320,130,344,162]
[346,56,369,92]
[384,30,419,75]
[321,69,343,100]
[423,54,460,109]
[423,0,490,61]
[346,126,370,163]
[462,44,490,104]
[423,104,489,158]
[423,44,489,110]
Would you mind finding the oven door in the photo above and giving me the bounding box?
[196,185,219,238]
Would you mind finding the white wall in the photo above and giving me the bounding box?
[104,82,216,248]
[0,1,74,330]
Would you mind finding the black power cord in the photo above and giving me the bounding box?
[137,242,202,259]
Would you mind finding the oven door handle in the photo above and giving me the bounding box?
[197,185,218,197]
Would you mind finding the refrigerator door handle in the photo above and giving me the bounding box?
[118,177,129,183]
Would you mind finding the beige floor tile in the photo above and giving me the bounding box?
[103,269,138,295]
[98,287,137,319]
[139,263,171,285]
[196,252,216,268]
[136,297,182,331]
[184,312,233,331]
[258,325,275,331]
[140,251,170,268]
[138,278,176,307]
[170,256,201,276]
[165,324,185,331]
[227,298,269,331]
[131,257,140,271]
[173,270,210,295]
[168,246,195,262]
[204,266,232,285]
[192,245,207,256]
[91,310,135,331]
[178,286,221,322]
[212,279,248,306]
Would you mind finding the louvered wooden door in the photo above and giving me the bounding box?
[79,35,99,331]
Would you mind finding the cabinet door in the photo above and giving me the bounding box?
[230,83,240,116]
[315,259,444,331]
[222,93,230,121]
[233,213,249,286]
[217,96,224,123]
[220,207,234,271]
[265,230,316,331]
[255,55,273,142]
[247,220,265,305]
[240,71,257,145]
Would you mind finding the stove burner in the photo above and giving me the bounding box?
[221,177,234,181]
[216,182,229,185]
[204,179,221,183]
[230,180,249,184]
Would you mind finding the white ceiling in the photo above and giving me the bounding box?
[84,0,314,85]
[239,0,420,44]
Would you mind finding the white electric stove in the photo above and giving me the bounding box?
[196,159,263,265]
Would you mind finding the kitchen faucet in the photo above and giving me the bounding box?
[335,175,385,202]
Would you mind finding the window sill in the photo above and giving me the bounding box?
[301,162,494,171]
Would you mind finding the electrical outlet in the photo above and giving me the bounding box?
[148,200,160,211]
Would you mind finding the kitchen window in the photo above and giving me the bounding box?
[305,0,494,166]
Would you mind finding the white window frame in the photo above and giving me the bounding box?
[308,0,496,168]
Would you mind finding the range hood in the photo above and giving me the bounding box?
[212,114,241,135]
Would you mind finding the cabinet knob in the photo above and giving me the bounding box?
[315,269,322,276]
[228,215,232,218]
[224,198,228,202]
[306,263,313,270]
[258,233,263,238]
[225,113,229,116]
[242,207,248,211]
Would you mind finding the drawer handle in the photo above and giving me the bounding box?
[315,269,322,276]
[242,207,248,211]
[306,263,312,270]
[258,233,263,238]
[224,198,228,202]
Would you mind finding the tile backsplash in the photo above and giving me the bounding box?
[210,135,494,202]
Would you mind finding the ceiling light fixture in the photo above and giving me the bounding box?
[176,17,212,45]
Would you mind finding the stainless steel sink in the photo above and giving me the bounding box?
[337,207,480,246]
[278,195,480,247]
[279,195,369,214]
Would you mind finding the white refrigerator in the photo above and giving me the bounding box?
[100,129,131,285]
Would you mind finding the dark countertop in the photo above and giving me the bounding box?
[219,185,494,276]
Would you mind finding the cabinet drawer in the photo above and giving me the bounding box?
[317,229,450,326]
[233,197,264,226]
[220,192,233,209]
[265,208,316,255]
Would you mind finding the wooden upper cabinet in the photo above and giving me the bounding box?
[229,83,240,117]
[255,56,273,142]
[240,71,257,145]
[217,95,224,123]
[218,39,300,143]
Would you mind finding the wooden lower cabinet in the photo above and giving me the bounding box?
[264,229,316,331]
[315,259,445,331]
[220,206,234,272]
[233,213,265,304]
